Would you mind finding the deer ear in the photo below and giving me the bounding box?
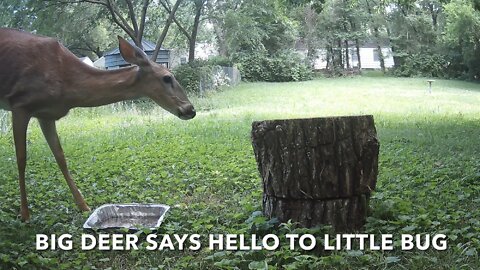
[118,36,150,67]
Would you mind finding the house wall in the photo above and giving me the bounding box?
[80,57,94,67]
[168,42,218,69]
[169,49,186,69]
[195,42,217,60]
[313,47,394,70]
[93,56,105,69]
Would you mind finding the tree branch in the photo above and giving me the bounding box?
[106,0,137,42]
[138,0,150,42]
[125,0,139,38]
[42,0,108,9]
[152,0,183,60]
[159,0,191,41]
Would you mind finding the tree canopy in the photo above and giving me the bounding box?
[1,0,479,80]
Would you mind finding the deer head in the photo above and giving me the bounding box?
[118,36,196,120]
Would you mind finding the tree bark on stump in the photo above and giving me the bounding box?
[251,115,379,231]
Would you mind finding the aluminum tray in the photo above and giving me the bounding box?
[83,203,170,230]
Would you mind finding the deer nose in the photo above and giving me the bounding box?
[178,105,196,120]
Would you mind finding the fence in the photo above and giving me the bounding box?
[199,66,241,95]
[222,66,242,86]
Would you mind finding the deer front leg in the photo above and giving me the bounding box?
[12,110,31,221]
[38,119,90,212]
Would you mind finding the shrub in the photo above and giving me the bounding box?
[234,51,312,82]
[392,53,449,78]
[172,62,204,94]
[206,56,234,67]
[172,60,231,95]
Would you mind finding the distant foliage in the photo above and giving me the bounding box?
[235,51,312,82]
[392,53,449,78]
[172,62,205,94]
[443,0,480,80]
[172,60,231,94]
[207,56,235,67]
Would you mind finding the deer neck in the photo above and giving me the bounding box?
[69,66,142,108]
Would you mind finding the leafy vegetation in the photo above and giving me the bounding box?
[235,51,312,82]
[172,61,213,94]
[391,53,449,78]
[0,76,479,269]
[443,0,480,80]
[3,0,480,81]
[172,60,232,94]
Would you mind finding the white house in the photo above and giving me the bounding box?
[93,56,105,69]
[172,42,218,67]
[79,56,94,67]
[313,43,395,70]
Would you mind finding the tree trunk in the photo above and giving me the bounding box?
[365,0,386,73]
[305,4,318,69]
[263,194,370,231]
[375,41,386,73]
[386,26,401,68]
[344,40,350,69]
[213,21,228,57]
[337,39,343,69]
[429,3,438,31]
[152,0,183,61]
[188,1,204,62]
[251,115,379,231]
[326,45,332,71]
[355,38,362,70]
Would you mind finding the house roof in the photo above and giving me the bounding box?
[104,39,168,56]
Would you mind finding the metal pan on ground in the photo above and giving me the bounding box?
[83,203,170,231]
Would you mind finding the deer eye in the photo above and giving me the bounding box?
[163,75,172,84]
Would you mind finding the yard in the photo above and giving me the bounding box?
[0,76,479,269]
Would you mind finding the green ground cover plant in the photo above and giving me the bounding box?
[0,76,479,269]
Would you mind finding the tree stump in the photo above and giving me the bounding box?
[251,115,379,231]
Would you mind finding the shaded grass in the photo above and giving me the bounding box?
[0,76,479,269]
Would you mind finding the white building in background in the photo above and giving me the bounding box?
[93,56,105,69]
[174,42,218,66]
[195,42,218,60]
[313,43,395,70]
[79,56,94,67]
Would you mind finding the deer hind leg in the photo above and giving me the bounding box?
[38,119,90,212]
[12,110,31,221]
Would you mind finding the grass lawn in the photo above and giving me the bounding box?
[0,75,479,269]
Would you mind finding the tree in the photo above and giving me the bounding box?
[39,3,116,58]
[205,0,241,57]
[41,0,186,63]
[364,0,386,72]
[314,0,350,71]
[152,0,183,60]
[301,3,322,67]
[385,0,438,68]
[206,0,297,57]
[443,0,480,79]
[53,0,152,47]
[161,0,208,62]
[1,0,115,59]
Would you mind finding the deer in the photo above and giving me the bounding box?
[0,28,196,221]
